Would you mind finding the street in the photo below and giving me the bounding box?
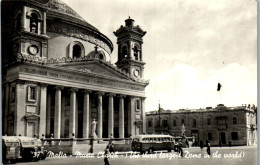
[13,146,257,165]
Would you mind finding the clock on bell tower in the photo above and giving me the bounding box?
[114,17,146,78]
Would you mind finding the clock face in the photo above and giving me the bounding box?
[28,45,39,55]
[134,69,140,77]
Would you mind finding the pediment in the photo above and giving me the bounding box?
[56,60,133,81]
[24,114,40,120]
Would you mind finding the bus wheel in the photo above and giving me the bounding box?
[148,148,154,154]
[167,149,171,152]
[11,159,17,164]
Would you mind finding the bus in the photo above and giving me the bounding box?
[2,136,21,164]
[131,135,177,154]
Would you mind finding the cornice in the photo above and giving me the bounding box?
[6,58,149,87]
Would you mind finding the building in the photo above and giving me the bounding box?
[146,104,257,146]
[2,0,149,139]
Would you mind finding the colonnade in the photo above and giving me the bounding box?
[47,86,144,139]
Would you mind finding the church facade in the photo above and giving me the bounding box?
[2,0,149,139]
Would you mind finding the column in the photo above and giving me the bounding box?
[97,92,104,138]
[69,88,77,138]
[39,84,47,137]
[108,93,115,137]
[60,93,65,138]
[130,97,135,136]
[15,81,26,136]
[83,90,91,138]
[141,97,146,134]
[54,86,62,138]
[129,40,132,59]
[118,95,125,138]
[46,91,51,136]
[21,6,26,30]
[140,44,143,61]
[3,83,9,135]
[43,11,46,34]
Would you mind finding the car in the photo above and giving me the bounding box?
[16,136,47,161]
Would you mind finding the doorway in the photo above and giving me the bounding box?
[220,132,226,144]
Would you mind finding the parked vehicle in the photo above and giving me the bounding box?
[131,135,177,154]
[16,136,47,161]
[2,136,21,164]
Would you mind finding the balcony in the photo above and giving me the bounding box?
[216,124,227,130]
[155,125,169,131]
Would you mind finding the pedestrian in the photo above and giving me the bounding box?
[199,140,203,150]
[186,139,189,148]
[109,133,114,145]
[104,145,110,165]
[109,142,115,153]
[206,140,211,155]
[50,133,54,145]
[229,139,232,147]
[178,140,183,157]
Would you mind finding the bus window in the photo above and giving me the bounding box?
[133,138,139,142]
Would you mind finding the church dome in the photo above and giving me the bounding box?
[46,0,98,31]
[41,0,113,54]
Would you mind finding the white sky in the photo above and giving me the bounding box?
[63,0,257,111]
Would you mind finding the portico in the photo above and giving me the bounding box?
[3,59,148,139]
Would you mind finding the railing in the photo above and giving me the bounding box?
[155,125,169,131]
[42,138,132,146]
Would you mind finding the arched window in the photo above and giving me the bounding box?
[72,45,81,58]
[208,132,212,140]
[99,54,104,60]
[173,119,176,126]
[133,46,138,60]
[30,13,38,33]
[122,46,128,58]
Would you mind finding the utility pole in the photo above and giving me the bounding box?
[158,101,161,134]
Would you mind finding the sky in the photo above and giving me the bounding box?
[63,0,257,112]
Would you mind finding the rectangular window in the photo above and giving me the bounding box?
[231,132,238,140]
[207,118,211,125]
[156,120,160,127]
[136,100,140,111]
[28,86,37,102]
[163,120,168,126]
[216,117,227,125]
[233,117,237,125]
[148,120,152,127]
[182,119,185,125]
[173,119,176,126]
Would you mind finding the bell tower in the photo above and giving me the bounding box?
[114,17,146,78]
